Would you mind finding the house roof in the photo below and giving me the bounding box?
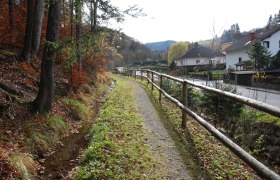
[226,25,280,53]
[177,44,224,60]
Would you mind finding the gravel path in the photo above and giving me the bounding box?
[131,81,193,180]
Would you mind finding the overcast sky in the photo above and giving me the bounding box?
[110,0,280,43]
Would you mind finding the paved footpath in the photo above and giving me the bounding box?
[131,80,193,180]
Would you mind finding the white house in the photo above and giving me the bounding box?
[116,67,127,72]
[175,44,225,70]
[225,26,280,70]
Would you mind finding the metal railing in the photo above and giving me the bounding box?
[125,69,280,180]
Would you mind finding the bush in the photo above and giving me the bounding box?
[200,84,244,121]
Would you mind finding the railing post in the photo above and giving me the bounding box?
[141,70,143,81]
[182,81,188,128]
[151,72,154,92]
[134,70,137,79]
[159,74,163,102]
[147,71,150,84]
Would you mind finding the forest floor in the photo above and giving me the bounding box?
[0,49,109,179]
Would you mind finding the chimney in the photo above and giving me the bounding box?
[249,32,256,41]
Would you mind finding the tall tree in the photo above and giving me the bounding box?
[248,41,271,70]
[75,0,82,71]
[167,42,188,65]
[31,0,45,53]
[277,10,280,23]
[221,23,241,43]
[89,0,98,31]
[70,0,74,37]
[266,15,273,29]
[21,0,34,62]
[8,0,16,34]
[33,0,61,113]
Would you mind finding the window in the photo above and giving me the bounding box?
[196,59,200,64]
[239,57,242,63]
[263,41,270,48]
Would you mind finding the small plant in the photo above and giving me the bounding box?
[253,71,266,79]
[8,152,38,179]
[26,131,52,154]
[48,115,68,135]
[252,135,266,155]
[63,98,89,119]
[200,84,244,121]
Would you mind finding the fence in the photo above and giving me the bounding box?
[124,69,280,180]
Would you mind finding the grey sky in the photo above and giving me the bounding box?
[111,0,280,43]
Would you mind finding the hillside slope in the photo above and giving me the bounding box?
[145,40,176,51]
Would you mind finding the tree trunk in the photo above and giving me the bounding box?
[90,0,98,32]
[93,0,98,31]
[70,0,74,37]
[33,0,61,113]
[90,1,93,29]
[31,0,45,54]
[21,0,34,62]
[8,0,16,34]
[75,0,82,71]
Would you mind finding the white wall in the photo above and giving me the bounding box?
[226,50,250,70]
[262,30,280,56]
[175,57,210,66]
[211,56,226,65]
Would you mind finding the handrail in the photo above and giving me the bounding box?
[130,69,280,180]
[143,69,280,118]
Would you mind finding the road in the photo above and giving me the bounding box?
[186,78,280,108]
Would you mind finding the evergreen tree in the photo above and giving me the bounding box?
[266,15,273,29]
[277,10,280,23]
[248,41,271,70]
[271,50,280,69]
[235,23,240,33]
[273,14,278,25]
[220,23,241,43]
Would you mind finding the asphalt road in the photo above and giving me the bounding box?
[187,78,280,108]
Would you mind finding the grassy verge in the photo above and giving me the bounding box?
[134,76,260,179]
[74,77,155,179]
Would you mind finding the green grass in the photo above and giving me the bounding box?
[75,78,155,179]
[63,98,89,119]
[240,109,280,126]
[48,115,68,135]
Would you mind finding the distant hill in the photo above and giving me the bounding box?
[145,40,176,51]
